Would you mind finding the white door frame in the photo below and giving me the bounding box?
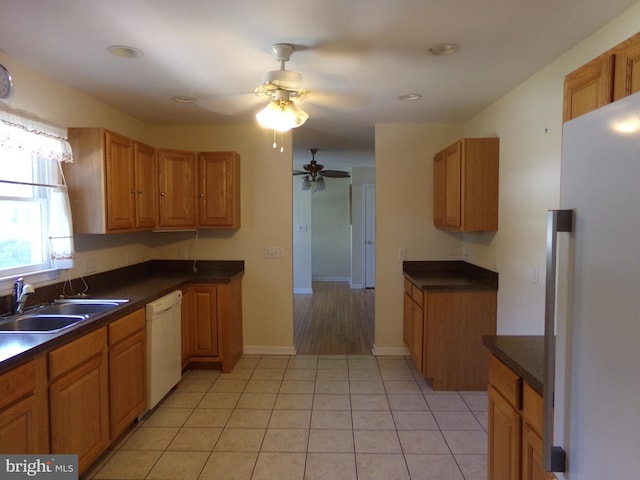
[363,184,375,288]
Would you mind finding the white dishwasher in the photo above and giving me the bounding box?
[145,290,182,411]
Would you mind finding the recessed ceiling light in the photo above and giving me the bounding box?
[172,96,197,103]
[107,45,144,58]
[427,43,460,56]
[398,93,423,101]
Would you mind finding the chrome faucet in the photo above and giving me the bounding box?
[14,278,35,314]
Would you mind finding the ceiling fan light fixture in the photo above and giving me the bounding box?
[256,96,309,132]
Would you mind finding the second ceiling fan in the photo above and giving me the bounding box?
[293,148,350,191]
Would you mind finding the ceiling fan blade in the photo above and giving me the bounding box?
[196,92,263,116]
[303,90,371,112]
[320,170,351,178]
[293,170,307,175]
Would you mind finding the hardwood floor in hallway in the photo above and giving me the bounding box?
[294,281,374,355]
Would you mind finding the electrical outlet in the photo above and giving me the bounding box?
[178,246,189,259]
[397,248,407,260]
[264,247,284,259]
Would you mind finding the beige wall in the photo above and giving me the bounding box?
[373,124,464,354]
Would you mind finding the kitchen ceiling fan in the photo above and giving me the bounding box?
[293,148,350,191]
[196,43,368,133]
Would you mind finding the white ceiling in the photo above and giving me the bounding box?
[0,0,637,163]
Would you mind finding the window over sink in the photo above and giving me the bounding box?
[0,110,75,291]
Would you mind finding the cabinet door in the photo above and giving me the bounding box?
[109,310,147,440]
[403,291,412,349]
[411,299,424,374]
[614,35,640,101]
[444,142,462,228]
[158,149,196,227]
[198,152,240,228]
[522,423,555,480]
[49,351,110,474]
[105,131,136,230]
[563,52,614,122]
[433,150,446,227]
[191,285,219,357]
[0,357,48,454]
[181,287,193,365]
[134,142,158,229]
[489,385,522,480]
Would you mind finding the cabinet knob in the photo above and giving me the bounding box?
[160,192,166,197]
[200,193,205,198]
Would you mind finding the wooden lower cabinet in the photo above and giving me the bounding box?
[49,327,110,475]
[182,277,243,373]
[108,308,147,440]
[403,278,496,390]
[0,355,49,453]
[488,354,556,480]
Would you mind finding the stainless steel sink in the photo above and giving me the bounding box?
[0,314,89,332]
[38,300,126,316]
[0,298,129,333]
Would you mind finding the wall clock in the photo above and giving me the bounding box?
[0,64,14,99]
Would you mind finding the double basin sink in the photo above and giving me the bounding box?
[0,298,129,333]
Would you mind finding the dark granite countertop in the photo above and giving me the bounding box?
[0,260,243,374]
[482,335,544,395]
[403,261,498,290]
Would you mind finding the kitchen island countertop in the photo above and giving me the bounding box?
[482,335,544,395]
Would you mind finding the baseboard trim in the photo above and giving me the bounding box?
[243,345,297,356]
[293,288,313,294]
[312,276,351,282]
[371,345,409,356]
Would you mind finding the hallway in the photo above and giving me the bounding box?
[294,282,374,354]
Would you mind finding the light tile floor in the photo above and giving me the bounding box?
[87,355,487,480]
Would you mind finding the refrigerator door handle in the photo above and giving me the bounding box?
[543,209,573,472]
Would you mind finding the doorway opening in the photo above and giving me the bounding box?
[293,165,375,354]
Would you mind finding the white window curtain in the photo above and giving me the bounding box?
[0,110,75,270]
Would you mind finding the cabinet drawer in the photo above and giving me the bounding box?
[522,382,544,435]
[404,278,412,294]
[0,361,36,409]
[49,327,108,380]
[488,354,522,409]
[108,309,145,345]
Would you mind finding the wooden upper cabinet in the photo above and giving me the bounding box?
[433,151,446,227]
[433,138,499,232]
[563,32,640,122]
[67,128,240,232]
[158,149,197,228]
[563,52,614,122]
[198,151,241,228]
[104,131,136,230]
[66,128,157,233]
[133,142,158,229]
[614,32,640,101]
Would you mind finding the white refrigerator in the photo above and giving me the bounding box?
[544,92,640,479]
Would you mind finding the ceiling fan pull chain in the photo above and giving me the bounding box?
[272,129,277,149]
[280,131,284,153]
